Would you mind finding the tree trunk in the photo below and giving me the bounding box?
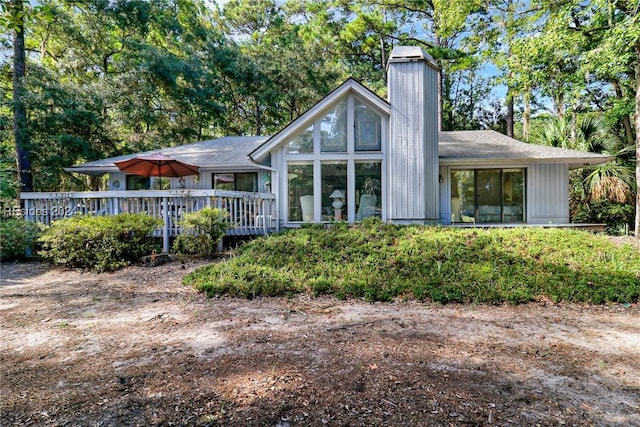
[12,0,33,193]
[380,37,387,85]
[506,93,514,138]
[613,81,635,146]
[523,94,531,141]
[570,108,577,145]
[634,57,640,237]
[437,68,443,132]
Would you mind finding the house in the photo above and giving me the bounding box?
[36,46,612,233]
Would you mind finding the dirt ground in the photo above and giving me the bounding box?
[1,257,639,427]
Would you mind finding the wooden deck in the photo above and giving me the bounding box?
[20,189,278,252]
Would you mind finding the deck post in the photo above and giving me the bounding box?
[162,196,169,253]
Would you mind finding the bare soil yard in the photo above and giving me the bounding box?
[1,258,639,426]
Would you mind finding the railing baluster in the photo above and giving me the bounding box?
[19,190,277,237]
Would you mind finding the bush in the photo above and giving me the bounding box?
[573,200,635,235]
[0,218,40,261]
[172,207,232,258]
[39,213,161,272]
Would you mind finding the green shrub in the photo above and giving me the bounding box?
[0,218,40,261]
[573,200,635,235]
[172,207,232,258]
[39,213,161,272]
[185,224,640,305]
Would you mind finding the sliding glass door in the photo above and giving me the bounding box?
[451,168,525,223]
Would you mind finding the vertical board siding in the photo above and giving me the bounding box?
[528,163,569,223]
[424,66,439,221]
[388,55,439,222]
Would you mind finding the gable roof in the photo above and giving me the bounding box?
[249,78,390,161]
[66,136,269,175]
[439,130,614,168]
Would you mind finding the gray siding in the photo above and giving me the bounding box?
[387,48,439,223]
[528,163,570,223]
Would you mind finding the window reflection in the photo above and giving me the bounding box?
[288,164,314,222]
[287,125,313,154]
[213,173,258,192]
[355,101,381,151]
[355,162,382,220]
[451,169,525,223]
[320,100,347,152]
[321,162,347,221]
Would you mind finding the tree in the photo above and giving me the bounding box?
[4,0,32,192]
[531,114,634,219]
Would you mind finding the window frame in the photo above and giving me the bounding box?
[284,94,386,223]
[450,168,526,224]
[212,172,258,192]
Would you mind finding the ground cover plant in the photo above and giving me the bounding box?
[38,213,161,272]
[185,220,640,304]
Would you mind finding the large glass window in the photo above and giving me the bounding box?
[287,125,313,154]
[321,162,347,221]
[451,168,525,223]
[288,164,314,222]
[355,162,382,220]
[213,173,257,192]
[320,100,347,152]
[355,101,381,151]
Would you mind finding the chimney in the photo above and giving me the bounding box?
[387,46,440,224]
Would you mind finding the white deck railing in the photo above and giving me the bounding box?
[20,189,278,251]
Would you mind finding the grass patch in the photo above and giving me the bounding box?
[184,220,640,304]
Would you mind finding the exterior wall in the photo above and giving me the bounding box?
[387,47,439,223]
[108,172,125,190]
[438,165,451,224]
[527,163,570,224]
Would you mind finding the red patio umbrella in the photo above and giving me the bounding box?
[114,153,199,179]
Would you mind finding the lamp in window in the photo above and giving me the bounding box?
[330,189,344,210]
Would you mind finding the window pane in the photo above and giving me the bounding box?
[126,176,150,190]
[235,173,257,192]
[451,169,526,223]
[355,101,381,151]
[477,169,502,222]
[288,164,314,222]
[287,125,314,154]
[320,100,347,152]
[355,162,381,220]
[213,173,257,192]
[321,162,347,221]
[450,170,475,223]
[503,169,525,222]
[213,173,234,190]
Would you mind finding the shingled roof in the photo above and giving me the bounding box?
[67,130,612,175]
[66,136,269,175]
[439,130,613,168]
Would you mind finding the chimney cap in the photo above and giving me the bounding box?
[388,46,438,69]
